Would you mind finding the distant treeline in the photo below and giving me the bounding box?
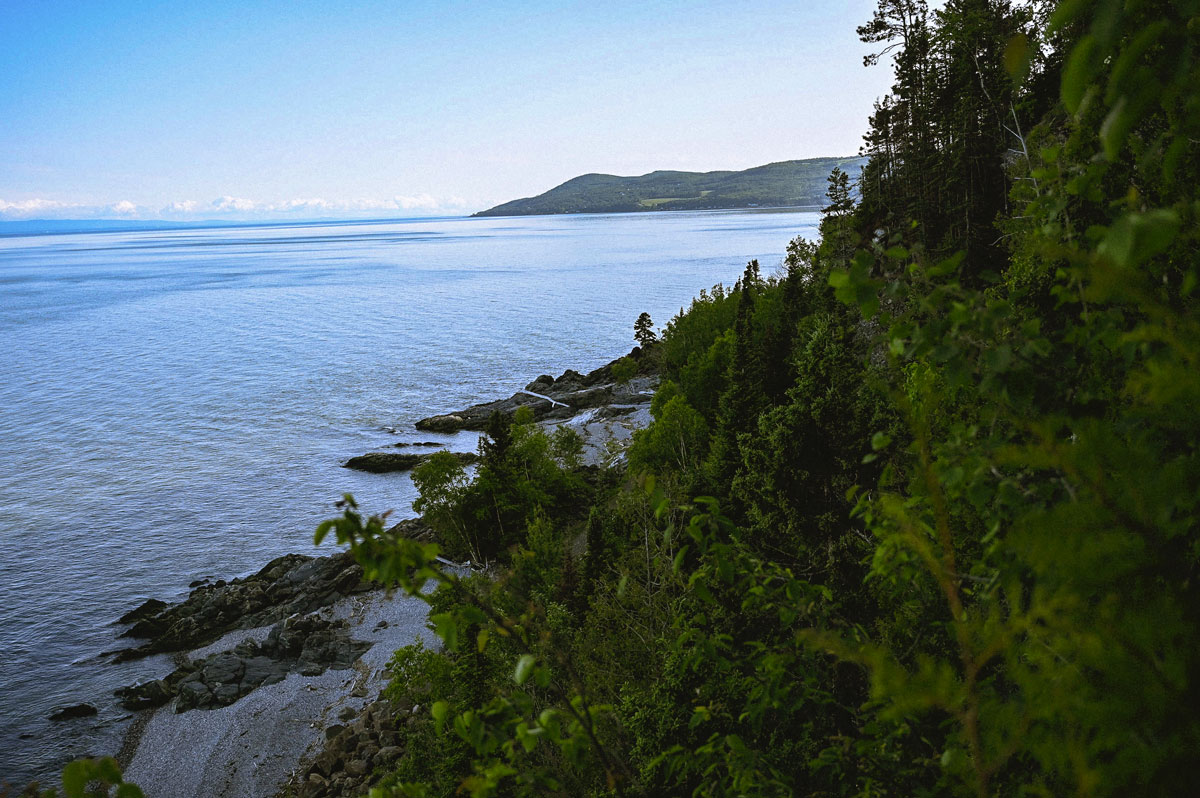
[472,156,867,216]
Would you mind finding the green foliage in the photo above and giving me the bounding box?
[823,166,855,216]
[12,758,145,798]
[734,310,895,571]
[317,493,633,798]
[804,3,1200,796]
[549,424,585,471]
[377,639,475,794]
[381,3,1200,796]
[659,281,739,380]
[410,412,589,564]
[706,260,768,495]
[633,312,657,349]
[51,4,1191,798]
[474,157,868,217]
[412,451,474,560]
[609,355,639,384]
[628,393,709,477]
[677,328,734,422]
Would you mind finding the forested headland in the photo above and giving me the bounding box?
[41,0,1200,796]
[471,157,866,217]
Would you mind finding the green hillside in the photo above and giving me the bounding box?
[473,156,866,217]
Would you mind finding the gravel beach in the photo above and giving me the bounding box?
[118,368,652,797]
[123,587,435,798]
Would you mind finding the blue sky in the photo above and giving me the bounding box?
[0,1,893,220]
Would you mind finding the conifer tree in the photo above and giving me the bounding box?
[634,312,657,347]
[823,166,854,216]
[706,260,766,502]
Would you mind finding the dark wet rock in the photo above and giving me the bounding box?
[112,551,374,662]
[115,614,371,713]
[376,745,404,762]
[414,348,654,433]
[175,679,210,707]
[116,677,174,710]
[117,598,168,625]
[596,405,638,418]
[390,440,442,448]
[48,703,97,721]
[413,413,467,433]
[285,697,408,798]
[385,517,437,545]
[203,652,244,685]
[343,452,419,472]
[241,655,281,685]
[343,450,476,474]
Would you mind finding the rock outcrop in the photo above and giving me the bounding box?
[414,348,654,433]
[48,703,98,721]
[116,614,371,712]
[384,516,437,544]
[113,552,374,662]
[282,697,411,798]
[343,450,477,474]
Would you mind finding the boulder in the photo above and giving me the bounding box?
[343,450,477,474]
[342,452,423,472]
[48,703,97,721]
[414,413,466,433]
[282,696,404,797]
[116,614,371,713]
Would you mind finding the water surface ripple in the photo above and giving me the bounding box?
[0,210,819,784]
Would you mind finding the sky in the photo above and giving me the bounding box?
[0,0,894,221]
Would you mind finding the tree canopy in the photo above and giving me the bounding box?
[55,2,1200,796]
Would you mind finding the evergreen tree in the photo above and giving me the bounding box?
[706,260,766,501]
[256,4,1200,798]
[634,312,657,347]
[823,166,854,216]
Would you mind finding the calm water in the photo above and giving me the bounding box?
[0,209,819,785]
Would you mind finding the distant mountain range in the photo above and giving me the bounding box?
[473,156,867,217]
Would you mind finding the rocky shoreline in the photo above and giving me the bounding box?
[343,450,477,474]
[80,351,656,798]
[119,582,435,798]
[111,552,374,663]
[413,345,654,433]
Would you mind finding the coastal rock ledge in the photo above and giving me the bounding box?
[415,347,654,433]
[112,551,374,662]
[116,614,371,712]
[104,353,656,798]
[343,450,477,473]
[113,537,439,798]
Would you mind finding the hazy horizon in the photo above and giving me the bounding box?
[1,1,892,222]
